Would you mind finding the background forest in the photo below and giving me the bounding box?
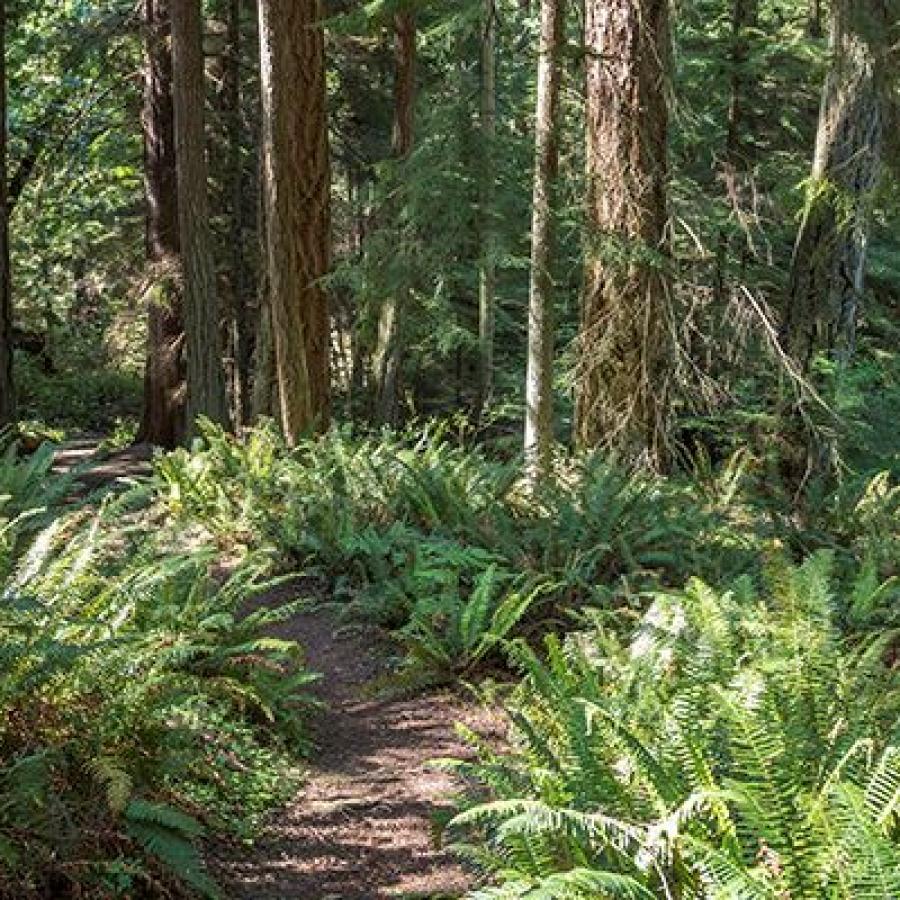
[0,0,899,898]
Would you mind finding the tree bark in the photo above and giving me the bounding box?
[477,0,497,418]
[225,0,251,428]
[258,0,331,443]
[0,0,12,429]
[575,0,672,467]
[251,146,278,420]
[807,0,823,38]
[786,0,883,366]
[373,8,416,426]
[524,0,564,480]
[172,0,231,434]
[138,0,185,448]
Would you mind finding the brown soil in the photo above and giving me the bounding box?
[52,439,154,493]
[209,586,501,899]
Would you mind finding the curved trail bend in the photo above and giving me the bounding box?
[52,441,496,898]
[210,599,498,899]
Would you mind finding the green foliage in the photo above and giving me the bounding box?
[802,469,900,581]
[0,448,316,898]
[444,555,900,899]
[153,422,751,680]
[0,436,72,521]
[13,358,143,433]
[396,563,554,684]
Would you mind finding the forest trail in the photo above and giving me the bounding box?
[52,438,154,493]
[51,442,498,898]
[210,587,500,899]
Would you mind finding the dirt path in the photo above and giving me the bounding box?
[52,442,496,897]
[210,591,500,899]
[52,438,154,493]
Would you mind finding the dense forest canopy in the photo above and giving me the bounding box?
[0,0,898,898]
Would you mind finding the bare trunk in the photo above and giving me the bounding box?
[258,0,331,443]
[575,0,672,467]
[373,9,415,426]
[477,0,497,417]
[808,0,823,38]
[524,0,564,480]
[172,0,231,434]
[138,0,185,448]
[786,1,883,366]
[0,0,12,429]
[225,0,251,427]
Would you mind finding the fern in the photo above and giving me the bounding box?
[447,556,900,899]
[0,493,315,897]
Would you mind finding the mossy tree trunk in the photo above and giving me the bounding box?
[786,1,884,367]
[575,0,673,468]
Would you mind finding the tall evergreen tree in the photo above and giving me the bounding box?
[258,0,331,442]
[524,0,563,479]
[138,0,185,448]
[0,0,12,429]
[224,0,251,427]
[477,0,497,417]
[786,1,884,366]
[373,5,416,426]
[726,0,758,160]
[575,0,672,467]
[171,0,230,433]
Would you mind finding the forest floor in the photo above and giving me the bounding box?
[209,587,501,899]
[51,436,153,492]
[54,441,498,900]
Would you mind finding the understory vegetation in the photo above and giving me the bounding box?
[147,413,898,897]
[1,0,899,896]
[2,406,898,897]
[0,440,315,898]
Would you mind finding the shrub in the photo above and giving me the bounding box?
[444,554,900,899]
[0,498,316,898]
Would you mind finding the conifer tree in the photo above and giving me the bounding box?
[524,0,564,479]
[258,0,331,442]
[575,0,672,467]
[786,1,884,366]
[0,0,12,429]
[172,0,231,433]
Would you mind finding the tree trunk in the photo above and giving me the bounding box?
[251,147,278,420]
[138,0,185,448]
[373,8,416,426]
[524,0,564,480]
[258,0,331,443]
[172,0,231,434]
[225,0,251,427]
[477,0,497,418]
[786,1,883,367]
[0,0,12,429]
[807,0,823,38]
[575,0,672,467]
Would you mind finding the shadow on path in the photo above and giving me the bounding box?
[52,438,153,494]
[210,595,501,899]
